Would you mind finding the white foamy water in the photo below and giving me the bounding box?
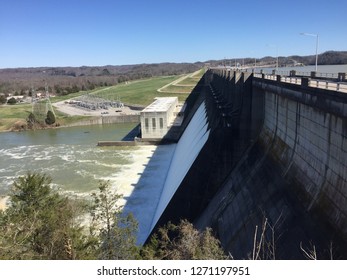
[114,144,176,243]
[0,123,176,244]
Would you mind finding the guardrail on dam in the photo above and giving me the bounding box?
[148,68,347,259]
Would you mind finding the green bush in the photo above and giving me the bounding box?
[7,97,17,105]
[0,172,96,259]
[0,95,7,104]
[45,110,56,125]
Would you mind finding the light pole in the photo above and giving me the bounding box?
[249,51,256,69]
[266,44,278,72]
[300,32,319,72]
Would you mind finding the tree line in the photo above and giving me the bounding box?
[1,51,346,96]
[0,63,203,96]
[207,51,347,68]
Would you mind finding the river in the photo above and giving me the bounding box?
[0,123,176,243]
[0,123,140,194]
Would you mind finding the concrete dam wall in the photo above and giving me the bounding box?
[149,69,347,259]
[66,114,140,127]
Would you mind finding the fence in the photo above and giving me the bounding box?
[253,73,347,93]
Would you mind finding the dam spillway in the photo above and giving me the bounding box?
[147,69,347,259]
[150,101,210,232]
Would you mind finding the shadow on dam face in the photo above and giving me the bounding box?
[196,140,347,259]
[124,70,347,259]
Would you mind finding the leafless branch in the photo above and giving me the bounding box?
[300,241,317,260]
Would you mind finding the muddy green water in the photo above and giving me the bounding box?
[0,123,139,195]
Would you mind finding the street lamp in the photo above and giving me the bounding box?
[300,32,319,72]
[266,44,278,72]
[249,51,257,69]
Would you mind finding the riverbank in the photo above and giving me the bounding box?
[0,106,141,133]
[0,103,95,133]
[1,72,204,133]
[0,92,143,133]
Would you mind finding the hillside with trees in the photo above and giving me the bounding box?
[0,63,203,96]
[207,50,347,68]
[1,51,346,96]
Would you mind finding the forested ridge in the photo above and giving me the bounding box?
[0,62,203,95]
[1,51,346,95]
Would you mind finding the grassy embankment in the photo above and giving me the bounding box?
[0,103,94,132]
[0,70,204,132]
[158,70,204,94]
[91,70,204,105]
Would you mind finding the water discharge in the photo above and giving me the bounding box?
[0,123,176,243]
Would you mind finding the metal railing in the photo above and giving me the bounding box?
[253,73,347,93]
[281,76,302,85]
[252,69,340,80]
[309,80,347,92]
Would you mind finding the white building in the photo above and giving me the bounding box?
[140,97,179,139]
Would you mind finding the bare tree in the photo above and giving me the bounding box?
[250,211,283,260]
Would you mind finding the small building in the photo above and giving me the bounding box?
[140,97,179,139]
[6,95,24,102]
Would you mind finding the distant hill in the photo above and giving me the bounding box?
[207,51,347,68]
[0,63,203,95]
[297,51,347,65]
[0,51,346,95]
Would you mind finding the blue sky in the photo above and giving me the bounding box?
[1,0,346,68]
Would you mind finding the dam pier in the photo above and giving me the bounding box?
[145,68,347,259]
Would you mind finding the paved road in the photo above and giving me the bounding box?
[157,69,202,93]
